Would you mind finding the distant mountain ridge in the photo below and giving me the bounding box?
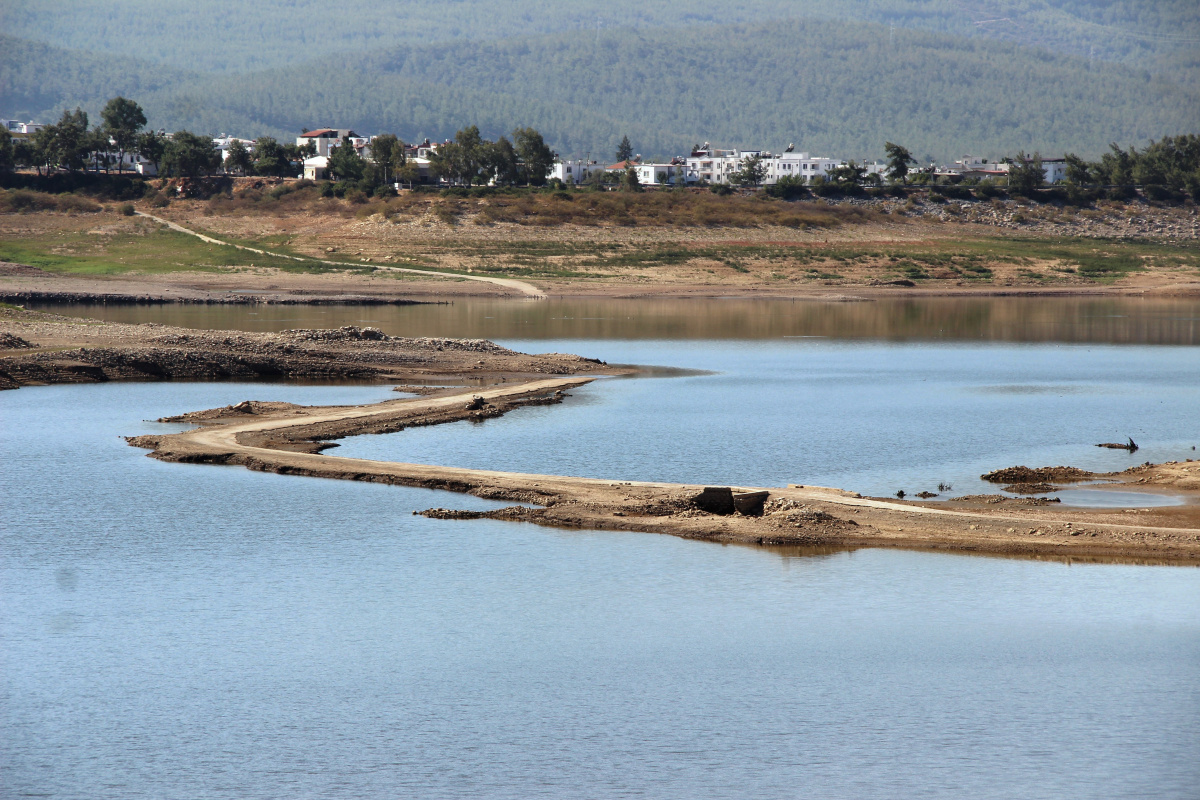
[2,14,1198,162]
[3,0,1196,74]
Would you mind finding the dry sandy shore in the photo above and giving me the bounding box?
[3,308,1197,563]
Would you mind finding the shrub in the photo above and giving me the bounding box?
[119,202,136,216]
[1143,184,1183,203]
[150,192,170,208]
[764,175,810,200]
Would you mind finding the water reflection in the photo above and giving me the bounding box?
[32,296,1200,344]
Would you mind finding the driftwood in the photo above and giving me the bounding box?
[1096,437,1138,453]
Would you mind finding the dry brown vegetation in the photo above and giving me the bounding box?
[199,180,879,229]
[0,189,103,215]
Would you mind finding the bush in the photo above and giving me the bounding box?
[150,193,170,208]
[1064,186,1099,207]
[119,202,135,216]
[1143,184,1184,203]
[974,184,1004,200]
[764,175,810,200]
[939,185,972,200]
[0,189,103,213]
[709,184,733,196]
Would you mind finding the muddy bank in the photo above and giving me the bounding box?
[126,380,1200,563]
[0,307,610,390]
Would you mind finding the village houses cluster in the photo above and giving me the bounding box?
[4,117,1071,186]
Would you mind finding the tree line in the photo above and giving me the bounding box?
[0,96,562,193]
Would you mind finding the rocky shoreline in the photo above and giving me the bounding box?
[0,307,605,390]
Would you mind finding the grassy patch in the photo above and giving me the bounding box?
[0,226,345,275]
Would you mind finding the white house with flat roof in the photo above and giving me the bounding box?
[762,152,840,184]
[551,159,606,184]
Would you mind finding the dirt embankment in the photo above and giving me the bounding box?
[126,378,1200,564]
[0,306,608,390]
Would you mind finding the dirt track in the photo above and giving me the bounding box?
[127,379,1200,564]
[5,306,1197,562]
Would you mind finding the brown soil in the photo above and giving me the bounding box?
[4,200,1199,303]
[0,305,609,390]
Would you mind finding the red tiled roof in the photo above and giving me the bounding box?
[607,160,638,170]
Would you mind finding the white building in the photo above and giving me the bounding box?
[944,155,1009,181]
[303,156,329,181]
[551,159,606,184]
[684,145,746,185]
[4,119,45,134]
[606,159,683,186]
[213,135,256,167]
[1040,158,1068,184]
[761,152,840,184]
[682,145,840,186]
[297,128,360,157]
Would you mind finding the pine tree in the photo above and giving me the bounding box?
[615,135,633,164]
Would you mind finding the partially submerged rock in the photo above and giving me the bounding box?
[981,465,1091,483]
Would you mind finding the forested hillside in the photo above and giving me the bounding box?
[4,17,1197,162]
[2,0,1196,74]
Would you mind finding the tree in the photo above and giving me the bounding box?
[369,133,404,184]
[394,160,420,188]
[0,128,12,172]
[100,97,146,173]
[827,161,867,187]
[225,139,252,176]
[884,141,916,184]
[615,135,634,164]
[484,136,519,186]
[27,127,55,175]
[513,127,555,186]
[731,154,767,186]
[327,136,364,182]
[764,173,809,200]
[622,164,642,192]
[1063,153,1092,186]
[161,130,220,177]
[252,137,291,177]
[1007,151,1044,195]
[45,108,91,173]
[137,130,166,174]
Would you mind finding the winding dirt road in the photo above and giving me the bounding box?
[139,211,548,298]
[130,379,1200,563]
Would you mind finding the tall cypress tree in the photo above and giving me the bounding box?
[615,135,633,163]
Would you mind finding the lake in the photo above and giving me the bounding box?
[3,297,1199,798]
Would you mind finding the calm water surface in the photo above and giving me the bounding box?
[334,339,1200,501]
[3,301,1200,798]
[33,296,1200,344]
